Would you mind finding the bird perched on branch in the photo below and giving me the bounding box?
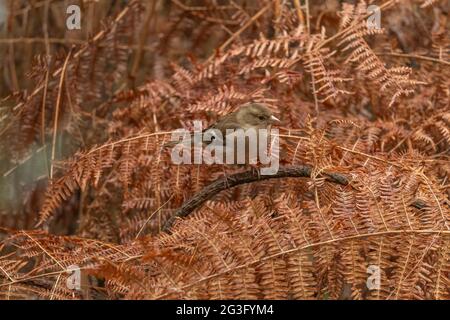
[165,103,279,144]
[164,103,280,165]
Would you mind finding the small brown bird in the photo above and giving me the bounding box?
[165,103,280,147]
[205,103,280,136]
[165,103,280,174]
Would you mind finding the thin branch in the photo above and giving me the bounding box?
[0,37,157,51]
[135,195,174,239]
[376,52,450,66]
[50,49,72,179]
[204,3,271,64]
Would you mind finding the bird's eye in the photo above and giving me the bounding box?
[258,115,265,120]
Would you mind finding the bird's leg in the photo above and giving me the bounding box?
[221,165,230,188]
[250,164,261,180]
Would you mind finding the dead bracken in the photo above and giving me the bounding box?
[0,0,449,300]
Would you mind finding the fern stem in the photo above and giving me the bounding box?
[49,49,72,179]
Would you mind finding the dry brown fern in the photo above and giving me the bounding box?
[0,0,449,300]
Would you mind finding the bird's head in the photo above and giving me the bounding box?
[237,103,280,128]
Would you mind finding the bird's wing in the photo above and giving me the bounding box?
[204,113,242,137]
[165,113,241,148]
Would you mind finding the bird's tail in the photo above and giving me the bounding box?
[163,132,196,148]
[162,140,180,148]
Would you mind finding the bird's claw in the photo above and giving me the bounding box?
[251,165,261,180]
[222,166,230,188]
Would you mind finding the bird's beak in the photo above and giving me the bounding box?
[270,115,280,124]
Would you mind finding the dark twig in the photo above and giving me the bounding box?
[163,165,350,232]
